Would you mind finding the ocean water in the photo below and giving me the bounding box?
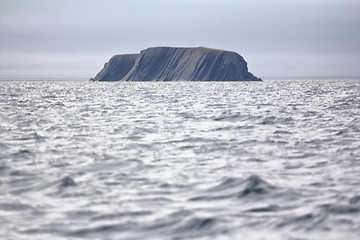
[0,79,359,240]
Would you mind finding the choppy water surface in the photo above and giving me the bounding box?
[0,79,359,240]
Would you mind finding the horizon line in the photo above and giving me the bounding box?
[0,75,360,81]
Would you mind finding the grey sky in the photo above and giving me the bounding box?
[1,0,359,78]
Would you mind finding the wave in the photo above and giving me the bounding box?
[190,175,278,201]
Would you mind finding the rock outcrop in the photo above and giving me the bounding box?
[92,54,138,82]
[92,47,261,81]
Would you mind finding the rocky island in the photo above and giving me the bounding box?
[91,47,261,81]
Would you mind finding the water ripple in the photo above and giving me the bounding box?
[0,79,359,240]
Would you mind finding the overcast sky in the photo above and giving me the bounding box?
[1,0,359,78]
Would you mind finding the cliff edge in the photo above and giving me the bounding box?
[92,47,261,81]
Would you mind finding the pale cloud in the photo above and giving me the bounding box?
[1,52,111,78]
[1,0,359,78]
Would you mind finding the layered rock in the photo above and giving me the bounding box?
[92,47,261,81]
[92,54,138,82]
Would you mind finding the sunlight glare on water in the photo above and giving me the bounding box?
[0,79,359,240]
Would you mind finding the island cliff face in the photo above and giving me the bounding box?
[92,47,261,81]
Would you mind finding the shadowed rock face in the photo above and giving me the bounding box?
[92,47,261,81]
[92,54,139,81]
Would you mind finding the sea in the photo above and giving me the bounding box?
[0,78,359,240]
